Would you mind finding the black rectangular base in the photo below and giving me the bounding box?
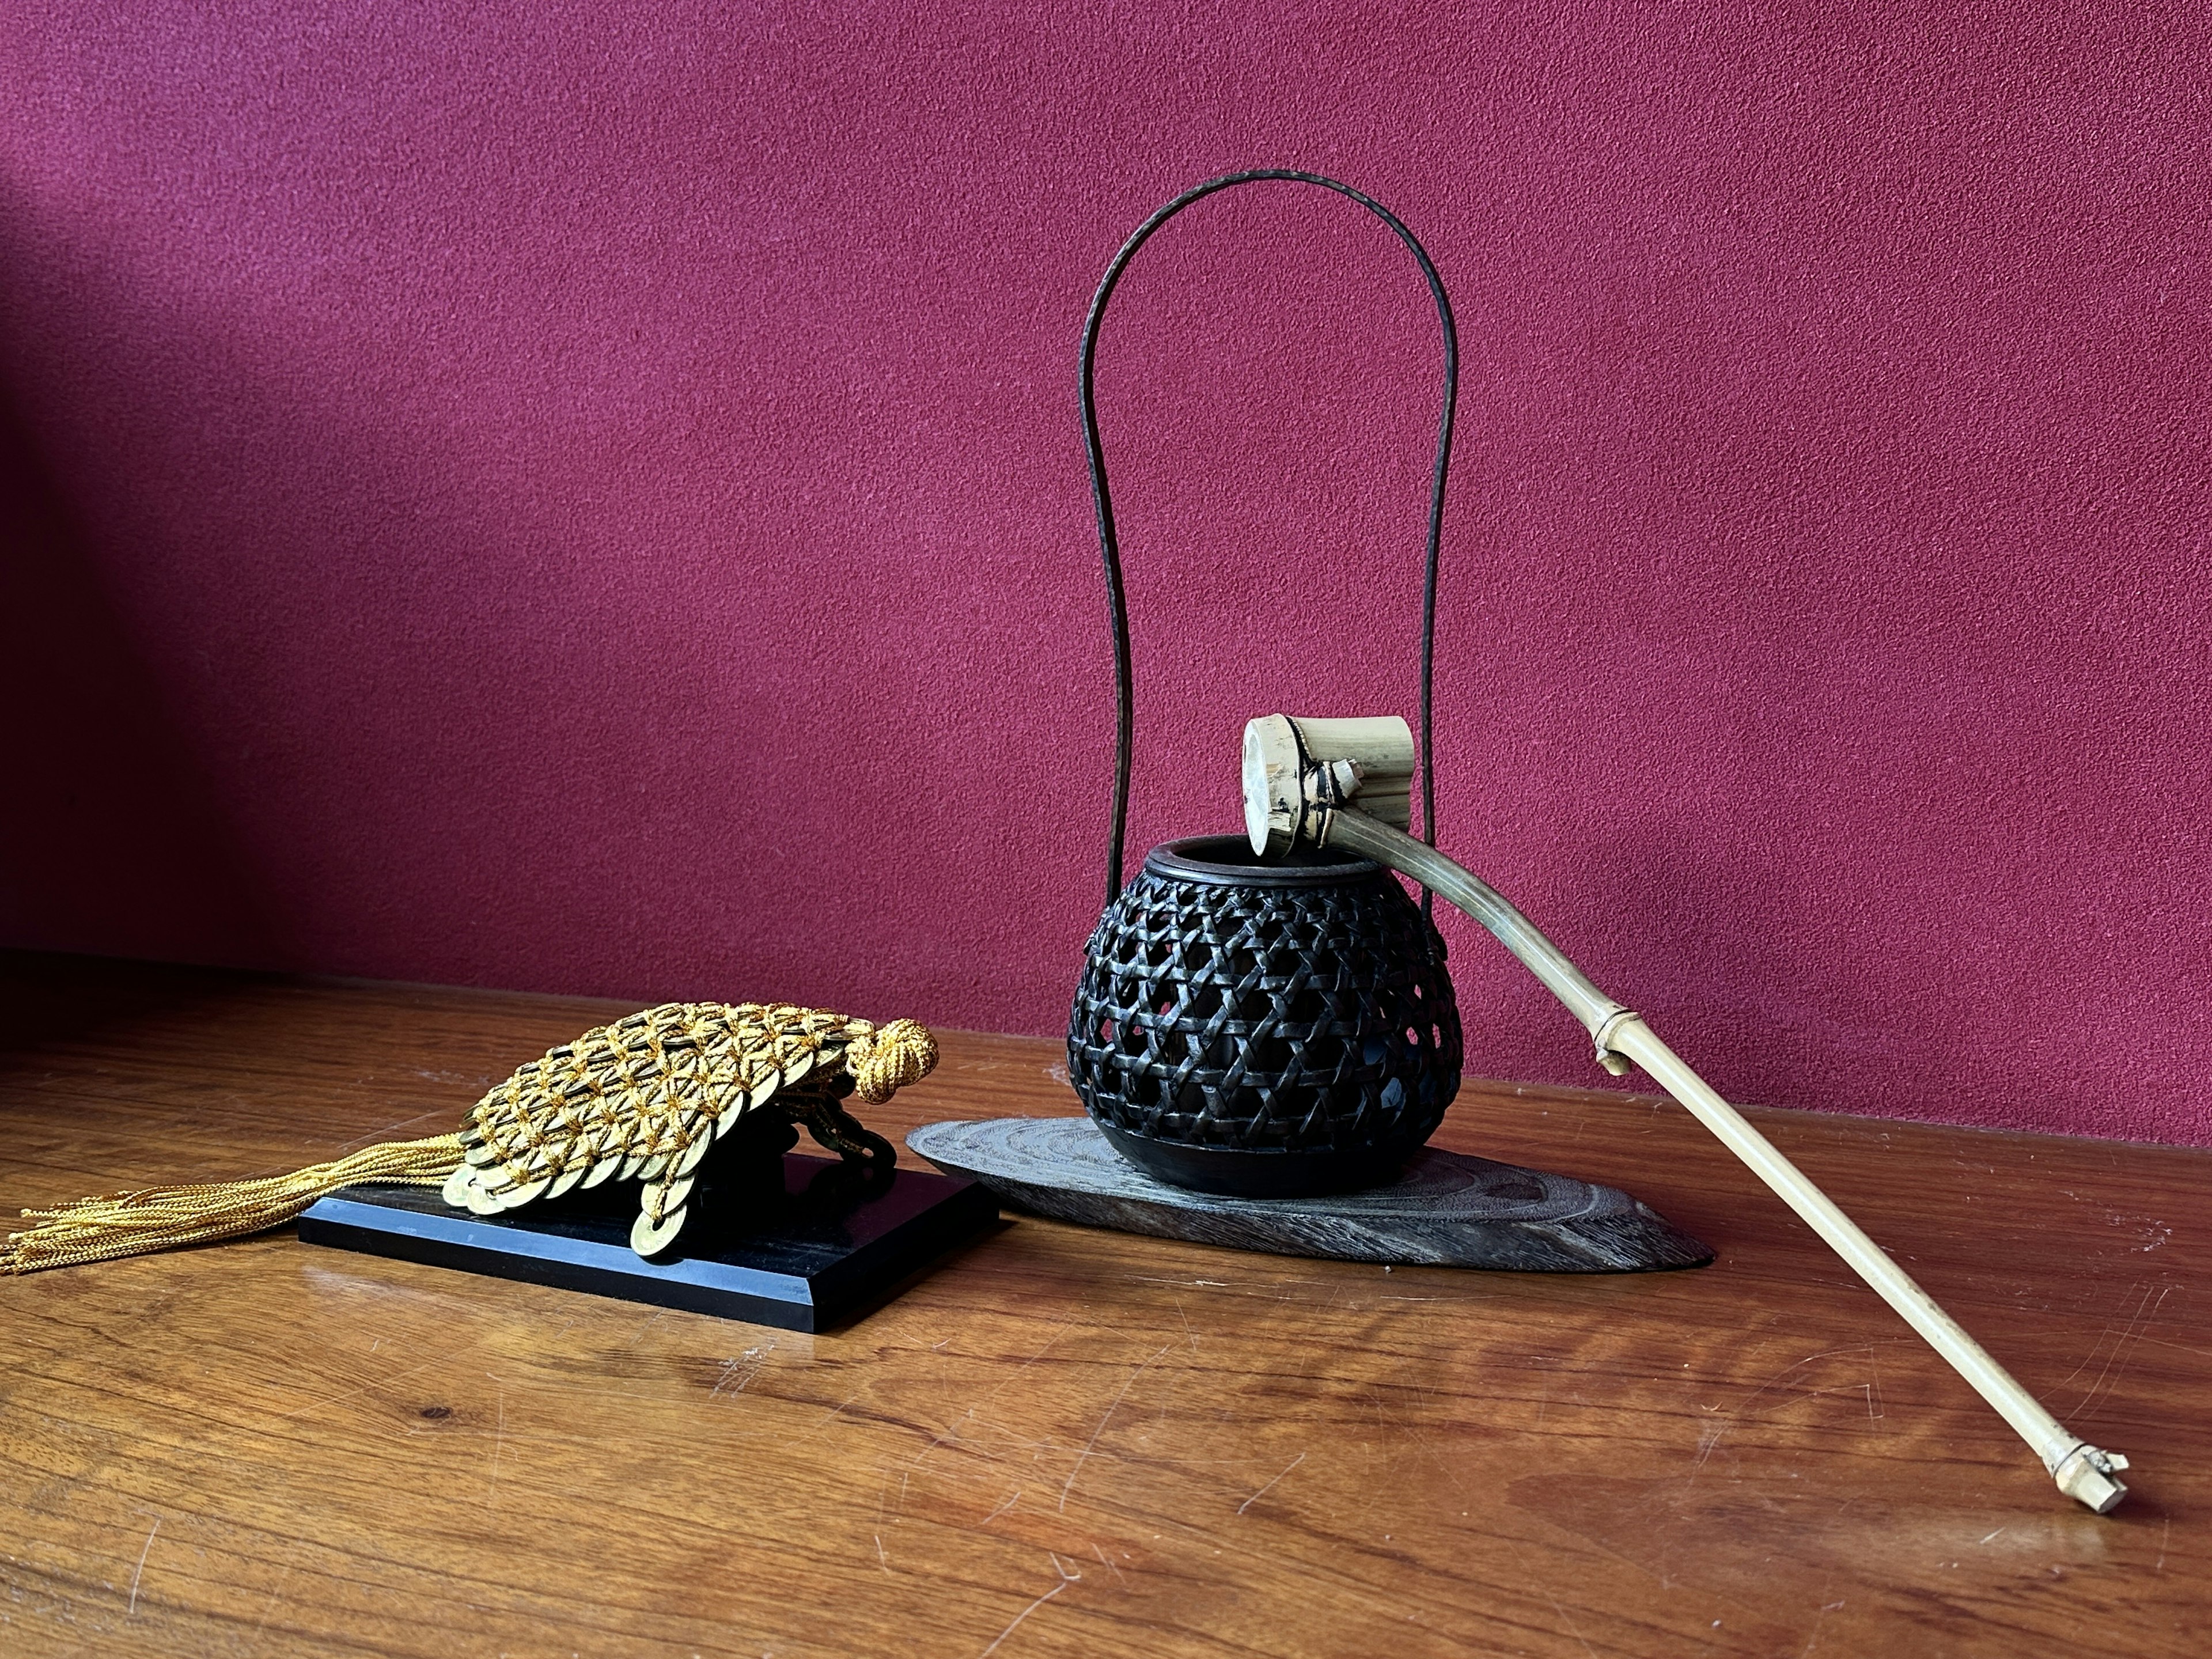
[298,1154,998,1332]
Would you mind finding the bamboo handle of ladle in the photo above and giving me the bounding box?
[1245,715,2131,1512]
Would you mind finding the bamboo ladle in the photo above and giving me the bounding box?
[1242,713,2131,1513]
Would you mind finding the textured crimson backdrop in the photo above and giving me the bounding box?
[3,6,2206,1142]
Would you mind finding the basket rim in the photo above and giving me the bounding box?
[1140,834,1385,889]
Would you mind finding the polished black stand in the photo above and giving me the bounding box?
[298,1153,998,1332]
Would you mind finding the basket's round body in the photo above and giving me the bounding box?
[1067,836,1463,1198]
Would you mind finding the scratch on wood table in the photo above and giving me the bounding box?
[976,1563,1072,1658]
[1058,1342,1175,1512]
[125,1519,158,1617]
[1236,1452,1306,1514]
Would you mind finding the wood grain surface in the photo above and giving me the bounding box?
[0,952,2203,1657]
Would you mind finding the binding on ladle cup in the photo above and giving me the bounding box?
[1242,711,2133,1514]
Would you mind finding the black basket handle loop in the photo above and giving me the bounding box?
[1081,169,1460,907]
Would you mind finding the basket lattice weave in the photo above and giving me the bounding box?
[1069,849,1463,1156]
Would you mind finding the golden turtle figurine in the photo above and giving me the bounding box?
[443,1002,937,1255]
[2,1001,937,1274]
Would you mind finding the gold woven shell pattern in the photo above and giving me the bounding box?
[441,1002,937,1257]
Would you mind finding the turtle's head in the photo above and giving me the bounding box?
[843,1018,940,1104]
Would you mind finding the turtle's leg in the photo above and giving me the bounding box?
[799,1100,896,1169]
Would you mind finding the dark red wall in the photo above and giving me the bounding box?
[5,6,2206,1141]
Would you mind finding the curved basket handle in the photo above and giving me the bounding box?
[1081,169,1460,906]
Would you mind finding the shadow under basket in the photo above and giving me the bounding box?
[1067,835,1464,1199]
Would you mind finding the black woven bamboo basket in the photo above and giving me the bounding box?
[1066,171,1465,1199]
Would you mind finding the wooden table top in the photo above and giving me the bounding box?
[0,952,2203,1657]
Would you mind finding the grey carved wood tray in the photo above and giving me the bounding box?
[908,1118,1711,1272]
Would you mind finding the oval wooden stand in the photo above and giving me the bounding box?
[908,1118,1711,1272]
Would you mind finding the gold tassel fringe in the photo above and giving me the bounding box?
[1,1134,465,1274]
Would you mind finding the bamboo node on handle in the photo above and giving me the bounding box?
[1589,1007,1639,1078]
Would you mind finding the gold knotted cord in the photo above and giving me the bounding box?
[1,1134,465,1274]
